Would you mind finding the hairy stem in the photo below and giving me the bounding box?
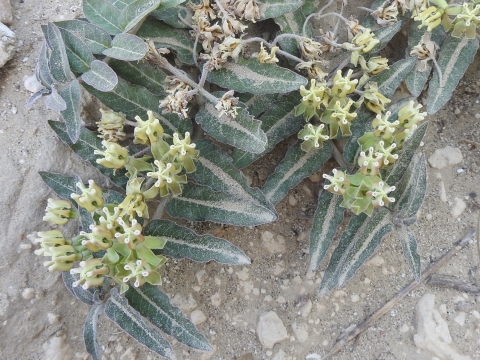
[242,37,304,62]
[302,0,336,36]
[133,147,151,158]
[152,195,171,220]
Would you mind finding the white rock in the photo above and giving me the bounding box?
[272,350,287,360]
[288,194,298,206]
[196,269,207,285]
[414,293,471,360]
[454,312,466,326]
[0,0,13,25]
[351,294,360,303]
[47,313,61,325]
[171,293,197,312]
[190,309,207,325]
[257,311,288,349]
[24,74,44,93]
[428,146,463,169]
[399,324,410,333]
[21,288,35,300]
[211,292,221,307]
[262,231,286,254]
[291,322,309,342]
[451,198,467,219]
[42,336,73,360]
[273,260,285,276]
[300,299,312,317]
[367,255,385,266]
[236,267,249,281]
[0,22,15,68]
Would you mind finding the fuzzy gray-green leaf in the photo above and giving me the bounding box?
[36,41,55,89]
[137,19,196,64]
[373,56,416,97]
[105,289,175,360]
[81,60,118,92]
[336,209,393,288]
[62,271,95,305]
[121,0,162,33]
[426,35,479,114]
[397,225,421,282]
[59,27,95,74]
[151,5,192,28]
[124,284,212,351]
[39,171,77,200]
[190,140,276,217]
[167,182,277,226]
[103,33,148,61]
[231,92,304,168]
[195,103,267,154]
[145,219,250,264]
[45,87,67,111]
[46,22,73,83]
[55,19,112,54]
[309,191,345,272]
[59,80,82,143]
[259,0,303,20]
[83,0,124,35]
[237,93,277,117]
[48,120,128,187]
[371,21,402,53]
[274,8,313,61]
[385,122,427,185]
[262,141,332,205]
[392,153,427,218]
[207,58,308,95]
[84,304,104,360]
[83,78,191,135]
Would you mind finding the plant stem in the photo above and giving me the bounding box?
[242,37,304,63]
[152,195,170,220]
[302,0,336,36]
[331,141,349,169]
[125,120,138,127]
[133,147,151,158]
[272,33,305,46]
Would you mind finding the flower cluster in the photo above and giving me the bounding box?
[96,109,126,142]
[159,76,193,119]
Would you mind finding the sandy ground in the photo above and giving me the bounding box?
[0,1,479,359]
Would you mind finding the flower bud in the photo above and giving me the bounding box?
[71,180,104,212]
[94,140,129,170]
[96,109,126,142]
[134,110,165,145]
[43,198,75,225]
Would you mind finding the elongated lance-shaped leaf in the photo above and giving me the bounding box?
[259,0,302,20]
[48,121,128,187]
[231,92,304,168]
[124,284,211,351]
[309,190,346,272]
[103,189,125,204]
[188,139,276,217]
[62,271,95,305]
[336,209,393,288]
[46,22,73,83]
[84,304,105,360]
[151,5,192,28]
[83,0,123,35]
[79,207,95,232]
[167,182,277,226]
[39,171,77,199]
[319,213,368,296]
[207,58,308,95]
[82,60,118,92]
[262,141,332,205]
[59,27,95,74]
[36,41,55,89]
[137,19,197,64]
[237,93,278,117]
[391,153,427,218]
[426,35,479,114]
[370,21,402,54]
[44,87,67,111]
[121,0,162,33]
[373,56,417,97]
[55,19,112,54]
[83,77,191,135]
[105,288,175,360]
[384,122,427,185]
[396,224,421,282]
[144,219,250,264]
[59,80,82,144]
[109,59,166,96]
[195,103,267,154]
[103,33,148,61]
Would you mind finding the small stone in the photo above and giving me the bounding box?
[367,255,384,266]
[196,270,207,285]
[171,293,197,312]
[19,243,32,250]
[211,292,221,307]
[24,74,43,93]
[264,295,273,302]
[272,349,287,360]
[291,322,309,342]
[300,299,312,317]
[451,197,466,219]
[455,301,470,312]
[273,261,285,276]
[47,313,61,325]
[0,0,13,26]
[190,309,207,325]
[363,277,371,284]
[454,312,466,326]
[0,23,15,68]
[119,347,137,360]
[288,194,298,206]
[262,231,286,254]
[454,108,461,115]
[252,288,260,296]
[257,311,288,349]
[276,296,286,304]
[351,294,360,303]
[21,288,35,300]
[236,267,249,281]
[399,324,410,333]
[42,335,73,360]
[428,146,463,169]
[475,113,480,119]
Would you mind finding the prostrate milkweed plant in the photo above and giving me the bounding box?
[30,0,480,358]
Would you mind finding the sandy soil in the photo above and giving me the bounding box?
[0,1,479,359]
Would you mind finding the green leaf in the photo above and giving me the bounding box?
[109,59,167,96]
[107,0,136,10]
[237,93,277,117]
[195,103,267,154]
[137,19,197,64]
[151,5,192,28]
[39,171,77,199]
[301,0,320,15]
[372,56,417,97]
[336,209,393,288]
[391,153,427,218]
[84,304,104,360]
[36,41,55,89]
[166,182,277,226]
[259,0,303,20]
[59,27,95,74]
[190,140,276,217]
[79,207,95,232]
[144,219,251,264]
[385,122,428,185]
[262,141,332,205]
[319,213,368,296]
[231,92,304,168]
[46,22,73,83]
[83,0,124,35]
[426,35,479,114]
[44,88,67,111]
[83,77,191,135]
[55,19,112,54]
[274,8,314,61]
[104,189,125,204]
[370,21,402,54]
[396,225,421,282]
[124,284,211,351]
[62,271,95,305]
[48,120,128,187]
[121,0,162,33]
[207,58,308,95]
[105,288,175,360]
[59,80,82,143]
[103,33,148,61]
[82,60,119,92]
[309,191,345,272]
